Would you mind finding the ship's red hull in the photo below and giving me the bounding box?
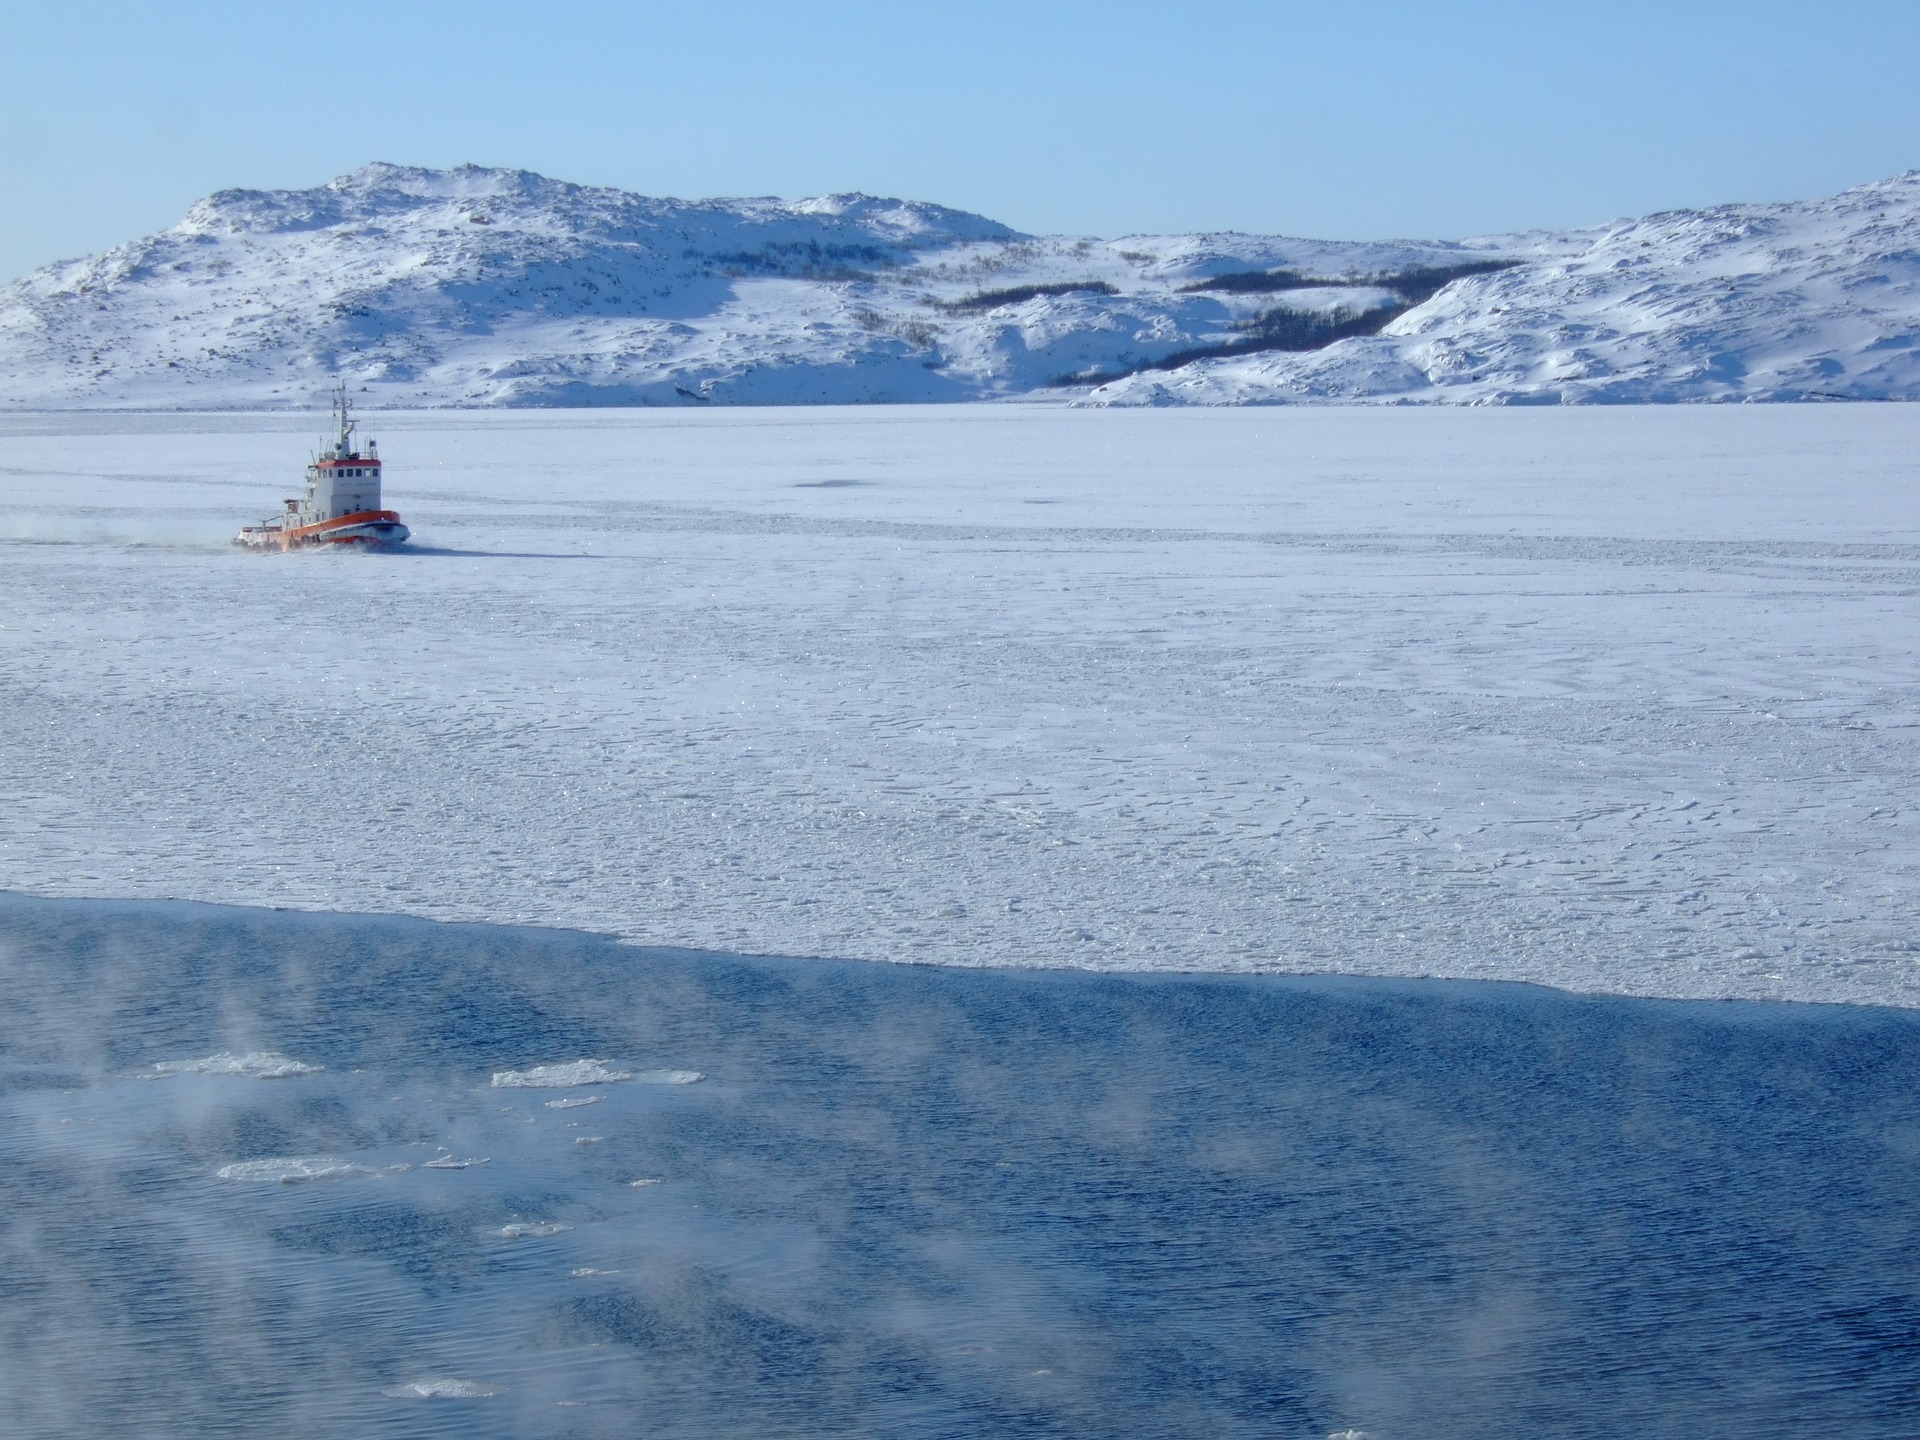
[236,509,410,551]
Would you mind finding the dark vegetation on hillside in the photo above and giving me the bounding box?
[699,240,899,282]
[1178,269,1327,295]
[938,281,1118,313]
[1180,258,1519,304]
[1054,305,1401,387]
[1058,259,1524,387]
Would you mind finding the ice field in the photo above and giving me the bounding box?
[3,893,1917,1439]
[3,403,1920,1004]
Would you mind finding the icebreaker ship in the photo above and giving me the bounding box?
[237,385,409,550]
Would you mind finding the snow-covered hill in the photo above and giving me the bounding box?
[1091,173,1920,407]
[3,163,1918,408]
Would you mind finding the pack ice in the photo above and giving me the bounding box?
[1,162,1916,408]
[2,402,1916,1007]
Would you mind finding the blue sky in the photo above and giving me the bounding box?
[2,0,1917,281]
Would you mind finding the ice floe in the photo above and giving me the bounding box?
[491,1059,631,1088]
[150,1051,322,1080]
[497,1221,573,1239]
[380,1378,505,1399]
[215,1157,372,1183]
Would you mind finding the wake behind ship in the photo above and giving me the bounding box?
[236,386,409,550]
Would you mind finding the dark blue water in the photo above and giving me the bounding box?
[1,892,1916,1438]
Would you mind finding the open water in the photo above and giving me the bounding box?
[1,891,1916,1437]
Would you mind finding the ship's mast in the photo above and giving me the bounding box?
[332,380,356,460]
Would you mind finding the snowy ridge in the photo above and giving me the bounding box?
[1091,172,1920,406]
[0,163,1026,409]
[2,163,1918,408]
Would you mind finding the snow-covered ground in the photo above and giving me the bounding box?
[4,162,1918,408]
[3,404,1918,1006]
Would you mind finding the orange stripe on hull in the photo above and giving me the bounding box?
[262,511,408,550]
[287,510,403,542]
